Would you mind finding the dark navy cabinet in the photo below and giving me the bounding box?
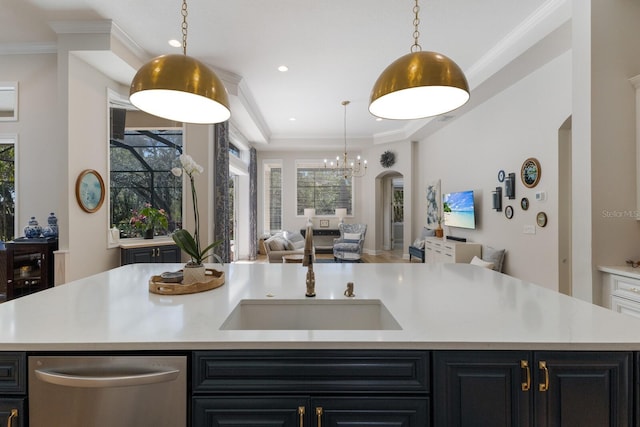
[434,351,632,427]
[192,350,430,426]
[120,243,180,265]
[0,353,26,427]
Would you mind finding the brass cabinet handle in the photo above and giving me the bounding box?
[298,406,305,427]
[316,407,323,427]
[539,360,549,392]
[521,360,531,391]
[7,409,18,427]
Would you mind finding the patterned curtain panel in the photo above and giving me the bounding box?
[249,147,257,260]
[214,122,230,263]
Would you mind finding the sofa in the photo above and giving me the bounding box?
[263,230,310,263]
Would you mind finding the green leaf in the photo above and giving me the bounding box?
[172,229,200,263]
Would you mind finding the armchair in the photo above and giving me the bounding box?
[333,223,367,262]
[408,227,436,262]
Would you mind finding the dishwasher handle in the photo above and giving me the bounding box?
[35,367,180,388]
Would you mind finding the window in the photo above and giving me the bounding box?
[263,161,282,232]
[0,137,15,240]
[110,129,182,237]
[296,161,352,216]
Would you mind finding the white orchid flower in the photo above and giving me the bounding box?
[179,154,203,176]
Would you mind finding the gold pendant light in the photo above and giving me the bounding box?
[129,0,230,124]
[369,0,469,120]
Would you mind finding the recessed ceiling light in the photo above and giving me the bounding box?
[168,39,182,48]
[289,117,296,121]
[278,65,289,72]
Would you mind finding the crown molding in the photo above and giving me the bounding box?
[0,42,57,55]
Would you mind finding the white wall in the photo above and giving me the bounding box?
[588,0,640,300]
[0,54,62,239]
[361,140,414,255]
[415,51,572,290]
[67,54,123,280]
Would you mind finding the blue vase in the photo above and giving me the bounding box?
[24,216,42,238]
[42,212,58,238]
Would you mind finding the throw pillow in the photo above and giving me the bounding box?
[470,256,495,270]
[344,232,361,241]
[284,231,305,250]
[265,235,286,251]
[420,227,436,239]
[482,246,506,272]
[412,238,425,249]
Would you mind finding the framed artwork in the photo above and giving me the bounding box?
[319,219,330,228]
[76,169,105,213]
[505,205,514,219]
[521,157,541,188]
[426,179,441,229]
[536,211,548,227]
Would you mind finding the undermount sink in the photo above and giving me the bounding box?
[219,299,402,330]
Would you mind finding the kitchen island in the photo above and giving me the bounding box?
[1,263,639,426]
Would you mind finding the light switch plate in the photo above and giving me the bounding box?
[523,225,536,234]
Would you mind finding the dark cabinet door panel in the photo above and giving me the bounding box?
[192,397,307,427]
[434,351,531,427]
[534,352,631,427]
[312,397,429,427]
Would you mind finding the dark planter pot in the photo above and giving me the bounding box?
[144,228,154,239]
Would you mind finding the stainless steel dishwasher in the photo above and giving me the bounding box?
[28,355,187,427]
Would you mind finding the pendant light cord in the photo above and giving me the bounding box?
[181,0,188,55]
[411,0,422,53]
[342,100,350,177]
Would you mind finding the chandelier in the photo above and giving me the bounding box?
[324,101,367,179]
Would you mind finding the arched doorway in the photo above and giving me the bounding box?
[374,170,404,256]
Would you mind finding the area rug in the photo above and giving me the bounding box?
[315,258,366,263]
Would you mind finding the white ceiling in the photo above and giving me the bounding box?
[1,0,568,150]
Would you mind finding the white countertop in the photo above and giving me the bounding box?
[598,265,640,280]
[118,236,176,249]
[1,263,640,351]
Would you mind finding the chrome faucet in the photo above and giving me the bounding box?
[302,225,315,297]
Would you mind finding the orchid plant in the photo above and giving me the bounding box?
[171,154,222,265]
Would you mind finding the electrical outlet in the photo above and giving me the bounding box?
[523,225,536,234]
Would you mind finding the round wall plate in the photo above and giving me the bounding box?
[521,157,541,188]
[505,205,514,219]
[521,197,529,210]
[498,170,505,182]
[536,211,548,227]
[75,169,105,213]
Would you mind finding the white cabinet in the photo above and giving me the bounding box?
[423,237,481,264]
[599,266,640,317]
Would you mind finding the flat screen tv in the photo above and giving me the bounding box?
[442,190,476,229]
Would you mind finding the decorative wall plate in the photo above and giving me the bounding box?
[521,197,529,210]
[498,170,505,182]
[505,205,514,219]
[380,150,396,168]
[521,157,541,188]
[536,211,548,227]
[75,169,105,213]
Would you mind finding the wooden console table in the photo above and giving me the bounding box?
[300,228,340,254]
